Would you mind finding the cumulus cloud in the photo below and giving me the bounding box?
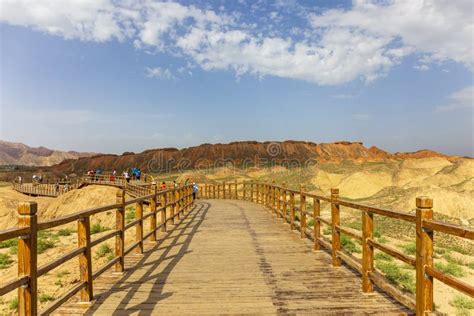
[145,66,176,80]
[0,0,472,85]
[435,85,474,112]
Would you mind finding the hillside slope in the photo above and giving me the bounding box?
[0,140,97,166]
[51,140,459,175]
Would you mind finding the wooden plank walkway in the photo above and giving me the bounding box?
[57,200,412,315]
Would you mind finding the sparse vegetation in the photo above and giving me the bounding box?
[37,231,58,254]
[0,253,13,269]
[91,223,110,235]
[375,252,393,262]
[449,295,474,316]
[9,298,18,311]
[323,226,331,235]
[95,244,113,259]
[376,261,415,293]
[126,207,136,223]
[401,242,416,256]
[434,261,465,277]
[377,236,388,244]
[341,234,361,254]
[39,293,55,303]
[57,228,73,236]
[0,238,17,249]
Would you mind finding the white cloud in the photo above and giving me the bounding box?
[310,0,473,69]
[145,67,176,80]
[0,0,472,85]
[435,85,474,112]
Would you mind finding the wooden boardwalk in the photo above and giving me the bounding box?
[57,200,411,315]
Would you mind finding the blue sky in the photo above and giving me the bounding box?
[0,0,472,156]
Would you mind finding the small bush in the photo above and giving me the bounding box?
[91,223,109,235]
[57,229,72,236]
[376,261,415,293]
[125,208,136,223]
[9,297,18,310]
[374,229,382,238]
[39,293,55,303]
[341,234,361,254]
[95,244,113,259]
[0,253,14,269]
[402,242,416,256]
[435,261,465,277]
[377,236,388,244]
[323,226,332,235]
[467,262,474,270]
[307,219,314,227]
[38,238,56,254]
[450,295,474,310]
[0,239,17,248]
[375,252,393,262]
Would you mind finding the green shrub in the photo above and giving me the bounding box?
[341,234,361,254]
[126,208,136,223]
[307,219,314,227]
[434,261,465,277]
[0,239,17,248]
[39,293,55,303]
[468,262,474,270]
[57,229,72,236]
[402,242,416,256]
[377,236,388,244]
[450,295,474,309]
[376,261,415,293]
[0,253,14,269]
[38,238,56,254]
[95,244,113,259]
[91,223,109,235]
[323,226,332,235]
[375,252,393,262]
[9,297,18,310]
[374,229,382,238]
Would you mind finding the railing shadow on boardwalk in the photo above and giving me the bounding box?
[84,201,210,315]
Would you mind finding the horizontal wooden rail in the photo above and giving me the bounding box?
[0,184,195,315]
[203,181,474,314]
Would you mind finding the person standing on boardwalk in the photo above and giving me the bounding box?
[161,182,167,190]
[192,182,198,200]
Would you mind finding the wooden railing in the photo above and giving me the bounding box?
[201,181,474,315]
[12,183,80,197]
[0,184,194,315]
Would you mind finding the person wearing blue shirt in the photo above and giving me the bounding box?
[192,183,198,200]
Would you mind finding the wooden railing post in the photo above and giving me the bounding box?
[251,182,254,202]
[300,186,306,239]
[136,202,144,254]
[17,202,38,316]
[115,190,125,272]
[276,185,281,218]
[331,188,341,266]
[150,184,158,241]
[160,192,167,232]
[77,215,93,302]
[243,182,246,200]
[271,181,276,214]
[256,182,260,204]
[235,180,238,199]
[175,188,181,220]
[223,181,226,199]
[313,198,320,251]
[290,192,295,230]
[416,196,434,315]
[362,210,374,292]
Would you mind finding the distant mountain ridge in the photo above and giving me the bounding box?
[0,140,98,166]
[49,140,462,175]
